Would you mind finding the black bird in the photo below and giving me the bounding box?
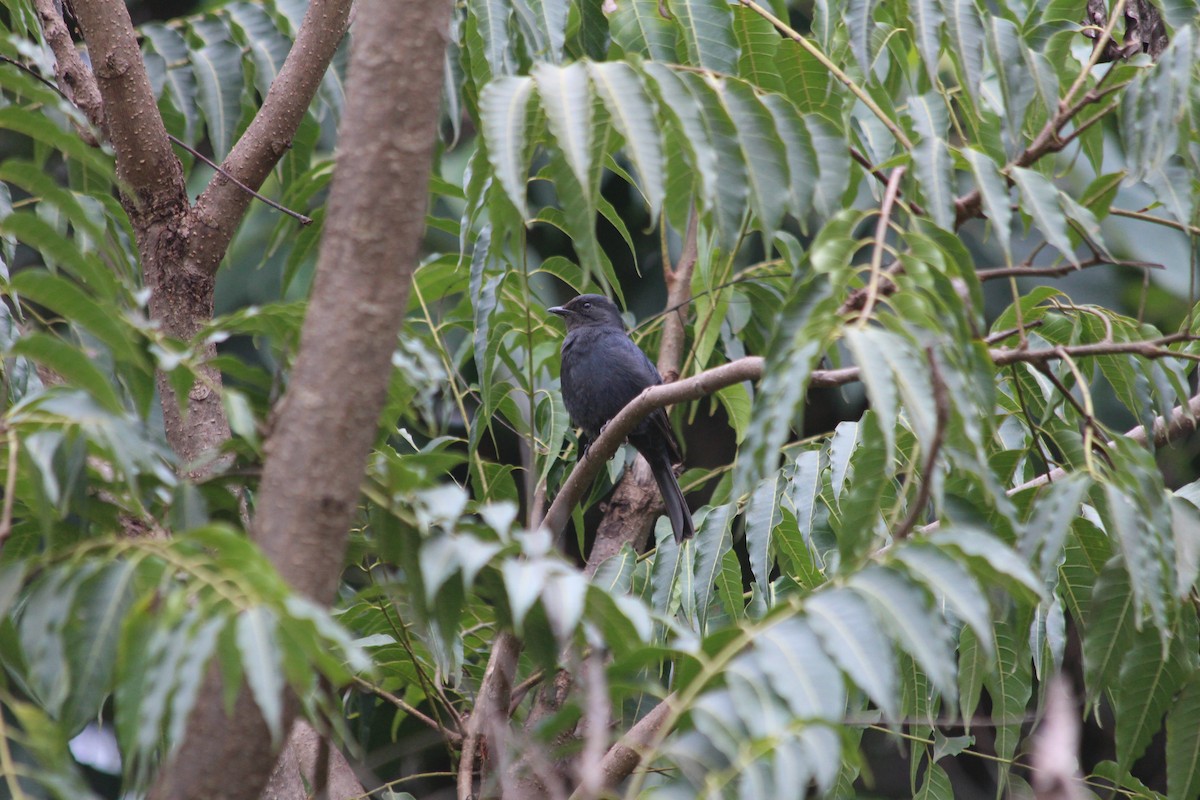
[549,294,695,542]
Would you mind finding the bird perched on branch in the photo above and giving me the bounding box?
[549,293,695,542]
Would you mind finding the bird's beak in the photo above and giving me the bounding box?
[548,306,568,317]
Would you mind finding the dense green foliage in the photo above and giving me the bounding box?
[2,0,1200,798]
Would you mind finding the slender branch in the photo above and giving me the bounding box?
[69,0,185,205]
[737,0,913,150]
[585,699,673,795]
[353,677,463,744]
[850,148,927,217]
[976,257,1162,282]
[892,349,947,540]
[1110,206,1200,236]
[954,5,1128,228]
[1011,390,1200,495]
[167,134,313,225]
[459,632,522,800]
[32,0,103,131]
[857,166,906,326]
[657,207,699,382]
[189,0,352,276]
[544,335,1198,539]
[544,357,767,539]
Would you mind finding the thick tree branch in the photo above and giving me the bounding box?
[147,2,452,798]
[69,0,185,207]
[188,0,352,276]
[583,696,673,795]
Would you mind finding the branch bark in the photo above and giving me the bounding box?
[147,1,451,798]
[187,0,352,277]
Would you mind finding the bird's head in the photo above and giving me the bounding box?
[547,293,625,331]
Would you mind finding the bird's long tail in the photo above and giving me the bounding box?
[648,454,695,542]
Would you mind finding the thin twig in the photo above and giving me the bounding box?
[850,147,927,217]
[353,677,463,745]
[892,349,948,540]
[167,133,313,225]
[1110,206,1200,236]
[858,166,906,326]
[976,257,1163,282]
[0,52,312,225]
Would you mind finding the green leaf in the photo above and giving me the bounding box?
[892,544,994,651]
[1104,483,1169,634]
[10,334,123,413]
[191,39,246,160]
[963,149,1012,259]
[1010,166,1078,265]
[61,561,138,732]
[746,474,783,587]
[732,5,783,92]
[940,0,984,106]
[512,0,569,62]
[843,329,898,462]
[1115,617,1195,769]
[236,606,285,743]
[846,0,879,73]
[609,0,676,60]
[671,0,739,73]
[468,0,515,77]
[909,0,945,81]
[11,271,140,365]
[849,566,958,702]
[694,503,735,630]
[587,61,666,216]
[760,94,817,224]
[908,95,955,231]
[928,526,1043,602]
[806,588,898,718]
[715,77,789,236]
[1168,671,1200,800]
[533,62,596,199]
[915,762,953,800]
[479,76,535,215]
[226,2,293,99]
[1083,559,1137,706]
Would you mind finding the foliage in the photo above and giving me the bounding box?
[0,0,1200,798]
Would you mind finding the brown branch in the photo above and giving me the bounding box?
[850,148,927,217]
[459,632,522,800]
[148,2,452,799]
[32,0,103,132]
[954,4,1128,228]
[857,165,906,324]
[544,357,767,539]
[1011,390,1200,495]
[544,335,1197,539]
[892,349,948,540]
[188,0,351,276]
[0,429,17,550]
[167,133,313,225]
[589,698,673,794]
[69,0,185,206]
[657,207,699,382]
[354,677,463,745]
[976,257,1163,282]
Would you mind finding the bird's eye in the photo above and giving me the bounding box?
[582,302,592,309]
